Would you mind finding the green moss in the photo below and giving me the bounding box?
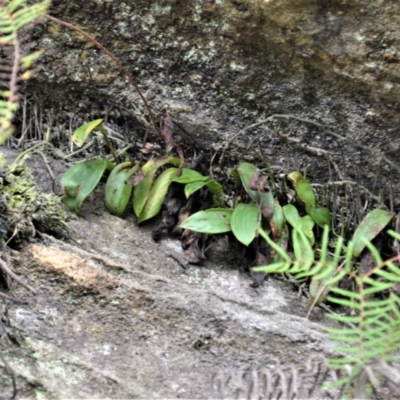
[0,153,67,238]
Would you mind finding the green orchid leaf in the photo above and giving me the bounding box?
[237,162,260,202]
[301,215,315,245]
[307,205,331,228]
[206,180,223,198]
[71,119,103,147]
[61,159,107,213]
[179,208,233,234]
[141,156,182,175]
[184,179,223,199]
[259,190,274,220]
[230,168,241,189]
[105,161,139,216]
[283,204,302,228]
[171,168,209,184]
[270,199,284,240]
[133,171,158,217]
[138,168,178,223]
[134,156,183,217]
[237,162,274,218]
[287,171,316,209]
[231,202,261,246]
[351,209,394,257]
[283,204,315,245]
[184,181,207,198]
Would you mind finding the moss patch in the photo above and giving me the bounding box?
[0,153,67,241]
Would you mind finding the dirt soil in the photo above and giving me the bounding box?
[0,150,341,399]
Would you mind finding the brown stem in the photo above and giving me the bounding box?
[140,124,150,165]
[0,257,36,295]
[45,14,163,141]
[98,125,120,164]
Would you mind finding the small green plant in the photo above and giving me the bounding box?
[180,160,400,396]
[61,119,222,221]
[181,162,330,248]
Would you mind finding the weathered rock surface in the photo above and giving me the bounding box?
[0,150,342,399]
[26,0,400,202]
[1,208,339,399]
[3,1,400,396]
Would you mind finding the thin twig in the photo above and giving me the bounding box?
[271,114,400,174]
[219,113,400,174]
[63,139,95,159]
[34,149,55,180]
[311,181,381,203]
[45,15,163,141]
[173,120,199,148]
[5,225,18,247]
[139,124,150,165]
[0,258,36,295]
[219,116,276,167]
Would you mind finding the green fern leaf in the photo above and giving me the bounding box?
[0,0,49,144]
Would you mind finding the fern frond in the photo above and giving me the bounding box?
[256,223,400,396]
[0,0,49,144]
[327,245,400,389]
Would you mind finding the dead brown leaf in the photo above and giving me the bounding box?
[140,142,161,154]
[160,113,175,153]
[171,197,193,236]
[249,171,268,192]
[250,250,268,288]
[126,170,145,186]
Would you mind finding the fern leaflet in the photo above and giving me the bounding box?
[0,0,49,144]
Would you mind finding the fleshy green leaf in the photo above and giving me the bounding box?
[179,208,233,234]
[307,205,331,228]
[205,180,223,199]
[270,199,284,240]
[183,178,223,199]
[141,156,182,175]
[61,159,107,213]
[138,168,178,223]
[237,162,260,202]
[171,168,209,184]
[283,204,315,245]
[71,119,103,147]
[231,203,261,246]
[282,204,302,228]
[301,215,315,245]
[184,181,208,198]
[259,190,274,220]
[230,168,241,188]
[287,171,316,209]
[105,161,139,216]
[351,209,394,257]
[133,156,182,217]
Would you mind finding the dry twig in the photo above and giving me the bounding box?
[0,257,36,295]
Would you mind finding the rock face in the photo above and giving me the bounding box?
[3,2,400,395]
[27,0,400,204]
[2,202,341,399]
